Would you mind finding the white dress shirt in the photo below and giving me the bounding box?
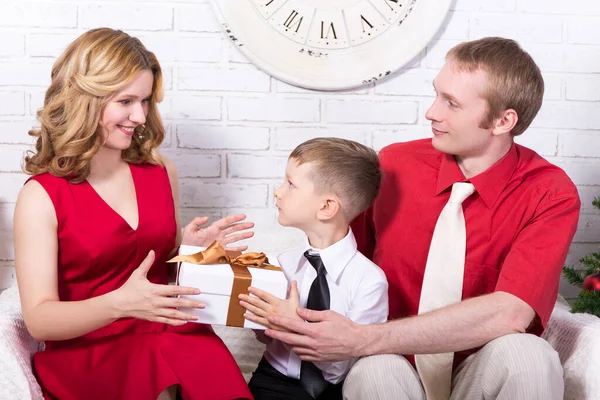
[263,228,389,384]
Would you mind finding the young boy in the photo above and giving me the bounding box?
[238,137,389,400]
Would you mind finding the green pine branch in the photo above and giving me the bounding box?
[571,289,600,317]
[563,266,585,287]
[592,196,600,211]
[579,252,600,275]
[562,251,600,288]
[561,196,600,317]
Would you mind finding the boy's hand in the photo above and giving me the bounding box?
[239,281,303,330]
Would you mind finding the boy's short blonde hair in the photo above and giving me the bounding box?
[290,137,381,222]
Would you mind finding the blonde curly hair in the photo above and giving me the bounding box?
[24,28,165,183]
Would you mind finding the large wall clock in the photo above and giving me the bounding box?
[209,0,452,90]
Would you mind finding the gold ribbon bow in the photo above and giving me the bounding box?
[168,241,281,327]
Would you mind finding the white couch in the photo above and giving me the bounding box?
[1,284,599,400]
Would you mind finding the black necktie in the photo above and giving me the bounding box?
[299,251,331,399]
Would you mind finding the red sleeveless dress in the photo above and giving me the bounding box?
[30,163,252,400]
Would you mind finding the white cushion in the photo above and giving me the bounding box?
[543,301,600,400]
[213,325,265,382]
[0,285,44,400]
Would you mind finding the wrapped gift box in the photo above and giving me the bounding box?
[172,242,288,329]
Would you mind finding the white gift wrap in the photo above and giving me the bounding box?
[176,245,289,329]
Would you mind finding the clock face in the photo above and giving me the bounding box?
[210,0,451,90]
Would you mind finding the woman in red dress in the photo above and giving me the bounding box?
[13,28,254,400]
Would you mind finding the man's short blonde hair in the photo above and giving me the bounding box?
[290,137,381,222]
[447,37,544,136]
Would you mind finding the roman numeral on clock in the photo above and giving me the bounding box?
[283,10,303,32]
[360,15,374,32]
[385,0,402,10]
[320,21,337,39]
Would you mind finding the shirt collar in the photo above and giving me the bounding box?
[298,227,358,282]
[435,143,518,208]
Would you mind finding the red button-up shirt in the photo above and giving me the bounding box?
[351,139,580,366]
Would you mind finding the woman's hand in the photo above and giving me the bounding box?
[182,214,254,251]
[112,250,205,326]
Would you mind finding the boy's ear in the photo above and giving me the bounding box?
[317,197,340,221]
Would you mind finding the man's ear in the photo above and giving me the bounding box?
[492,108,518,137]
[317,197,340,221]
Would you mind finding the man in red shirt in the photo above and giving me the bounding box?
[265,37,580,399]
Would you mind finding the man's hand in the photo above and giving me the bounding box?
[264,308,368,362]
[239,281,302,330]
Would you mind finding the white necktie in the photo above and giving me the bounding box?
[415,182,475,400]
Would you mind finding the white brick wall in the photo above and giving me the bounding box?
[0,0,598,302]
